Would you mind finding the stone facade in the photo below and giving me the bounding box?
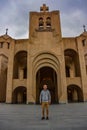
[0,4,87,104]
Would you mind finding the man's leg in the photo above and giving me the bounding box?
[41,102,45,119]
[45,102,49,119]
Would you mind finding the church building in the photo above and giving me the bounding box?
[0,4,87,104]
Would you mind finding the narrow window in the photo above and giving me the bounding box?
[7,42,10,49]
[39,17,44,29]
[82,39,86,46]
[46,17,51,28]
[0,42,4,48]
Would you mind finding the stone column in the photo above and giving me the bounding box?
[59,42,67,104]
[6,40,15,103]
[77,37,87,101]
[59,61,67,103]
[0,56,2,74]
[36,70,40,103]
[53,71,58,102]
[27,45,35,104]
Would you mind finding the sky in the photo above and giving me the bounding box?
[0,0,87,39]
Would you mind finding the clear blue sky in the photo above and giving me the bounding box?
[0,0,87,39]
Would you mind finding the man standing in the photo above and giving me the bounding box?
[40,84,51,120]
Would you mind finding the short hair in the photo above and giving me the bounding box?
[43,84,47,86]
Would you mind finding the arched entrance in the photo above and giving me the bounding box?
[67,85,83,103]
[36,67,58,104]
[12,86,27,104]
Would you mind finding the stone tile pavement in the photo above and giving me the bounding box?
[0,103,87,130]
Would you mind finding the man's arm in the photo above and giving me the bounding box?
[39,91,42,104]
[48,91,51,104]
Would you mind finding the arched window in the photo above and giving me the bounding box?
[46,17,51,28]
[82,39,86,46]
[13,51,27,79]
[39,17,44,29]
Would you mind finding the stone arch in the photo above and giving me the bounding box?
[64,49,80,77]
[32,52,60,103]
[13,51,27,79]
[67,84,83,103]
[12,86,27,104]
[36,66,58,104]
[33,52,59,69]
[33,52,60,77]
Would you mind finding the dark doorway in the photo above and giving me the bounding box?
[67,85,83,103]
[12,86,27,104]
[36,67,58,104]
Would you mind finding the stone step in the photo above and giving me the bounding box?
[0,103,87,130]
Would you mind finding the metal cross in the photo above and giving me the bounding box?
[83,25,86,32]
[6,28,8,35]
[40,4,49,12]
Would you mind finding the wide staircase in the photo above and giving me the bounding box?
[0,103,87,130]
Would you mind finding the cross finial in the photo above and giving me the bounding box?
[6,28,8,35]
[40,4,49,12]
[83,25,86,32]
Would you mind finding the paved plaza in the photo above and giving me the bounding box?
[0,103,87,130]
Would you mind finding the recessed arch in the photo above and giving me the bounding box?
[33,51,59,61]
[67,84,83,103]
[13,51,27,79]
[12,86,27,104]
[33,52,59,68]
[36,66,58,104]
[33,52,60,77]
[32,52,60,104]
[64,49,81,77]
